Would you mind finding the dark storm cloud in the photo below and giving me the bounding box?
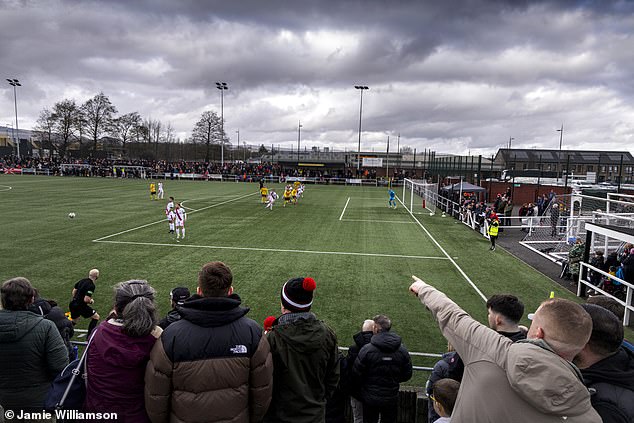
[1,0,633,154]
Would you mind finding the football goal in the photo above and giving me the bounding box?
[402,179,438,215]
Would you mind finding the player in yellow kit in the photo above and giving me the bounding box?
[293,180,301,190]
[260,186,269,203]
[283,187,292,207]
[149,182,157,200]
[291,187,298,205]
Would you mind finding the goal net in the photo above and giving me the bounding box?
[402,179,438,215]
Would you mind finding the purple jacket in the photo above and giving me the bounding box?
[84,320,160,422]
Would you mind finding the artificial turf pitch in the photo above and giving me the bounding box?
[1,175,591,382]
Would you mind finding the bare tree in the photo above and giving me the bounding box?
[74,109,87,151]
[82,92,117,155]
[112,112,141,156]
[51,99,81,158]
[34,108,55,154]
[192,111,221,162]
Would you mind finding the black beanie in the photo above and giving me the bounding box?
[281,277,317,312]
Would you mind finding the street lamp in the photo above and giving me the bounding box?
[354,85,369,172]
[215,82,228,166]
[235,129,240,162]
[508,137,514,149]
[297,120,302,163]
[556,124,564,183]
[6,78,21,158]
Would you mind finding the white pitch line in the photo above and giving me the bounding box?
[92,192,257,242]
[339,197,350,221]
[397,195,488,302]
[342,219,414,224]
[180,200,199,212]
[93,239,451,260]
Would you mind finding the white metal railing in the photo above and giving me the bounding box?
[578,262,634,326]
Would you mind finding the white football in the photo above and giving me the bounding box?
[68,212,76,218]
[429,212,435,216]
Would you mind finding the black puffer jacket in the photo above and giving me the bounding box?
[345,330,373,399]
[157,308,182,329]
[352,331,412,405]
[46,306,75,360]
[582,346,634,423]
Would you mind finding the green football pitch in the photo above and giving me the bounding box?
[1,175,586,376]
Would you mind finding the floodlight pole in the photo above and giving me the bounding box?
[7,78,21,158]
[556,124,564,184]
[354,85,369,172]
[297,121,302,163]
[215,82,228,166]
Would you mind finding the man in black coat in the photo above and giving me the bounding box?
[352,315,412,423]
[346,319,375,423]
[574,304,634,423]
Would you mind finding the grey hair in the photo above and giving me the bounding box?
[113,280,158,337]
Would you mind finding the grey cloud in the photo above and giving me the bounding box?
[1,0,633,156]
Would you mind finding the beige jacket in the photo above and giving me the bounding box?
[418,285,602,423]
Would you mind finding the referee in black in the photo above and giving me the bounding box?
[69,268,101,337]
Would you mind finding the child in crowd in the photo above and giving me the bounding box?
[431,378,461,423]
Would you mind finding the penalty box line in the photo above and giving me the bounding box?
[92,192,258,242]
[396,195,488,302]
[93,239,452,261]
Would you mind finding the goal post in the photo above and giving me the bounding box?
[402,179,438,215]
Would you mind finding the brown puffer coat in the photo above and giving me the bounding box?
[144,294,273,423]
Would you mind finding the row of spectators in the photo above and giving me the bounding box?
[2,264,632,422]
[569,241,634,300]
[0,265,412,423]
[1,155,417,180]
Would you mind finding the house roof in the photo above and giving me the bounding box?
[495,149,634,164]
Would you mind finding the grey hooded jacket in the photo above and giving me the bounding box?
[416,285,601,423]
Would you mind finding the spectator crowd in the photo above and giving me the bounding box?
[1,260,633,423]
[1,154,418,181]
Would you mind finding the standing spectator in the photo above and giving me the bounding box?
[497,196,507,228]
[69,268,101,337]
[488,214,499,251]
[264,276,339,423]
[426,344,463,423]
[486,294,527,341]
[550,203,560,237]
[503,197,513,228]
[569,238,586,283]
[146,262,273,422]
[409,276,601,423]
[346,319,375,423]
[45,303,76,361]
[157,286,190,329]
[353,314,413,423]
[588,250,605,289]
[574,304,634,423]
[621,248,634,285]
[0,277,68,411]
[428,294,526,422]
[85,280,161,421]
[430,378,461,423]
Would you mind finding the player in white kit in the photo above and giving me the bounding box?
[157,182,164,199]
[174,202,187,240]
[166,197,175,233]
[265,190,279,210]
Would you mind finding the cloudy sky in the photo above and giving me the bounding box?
[1,0,633,156]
